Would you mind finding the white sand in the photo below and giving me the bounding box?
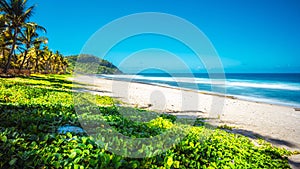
[72,75,300,152]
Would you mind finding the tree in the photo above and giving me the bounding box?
[0,1,69,75]
[32,36,47,73]
[0,14,11,68]
[0,0,35,73]
[18,22,46,72]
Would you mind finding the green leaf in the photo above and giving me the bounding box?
[74,164,79,169]
[53,161,60,168]
[0,135,7,142]
[9,158,17,166]
[74,157,81,164]
[173,161,180,168]
[166,157,173,167]
[74,149,82,154]
[81,137,88,144]
[69,151,77,159]
[89,159,97,166]
[66,132,72,138]
[87,144,93,149]
[129,160,140,169]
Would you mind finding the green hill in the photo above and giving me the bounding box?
[65,54,122,74]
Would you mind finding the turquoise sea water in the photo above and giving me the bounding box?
[100,73,300,108]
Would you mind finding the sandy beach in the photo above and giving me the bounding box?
[72,75,300,153]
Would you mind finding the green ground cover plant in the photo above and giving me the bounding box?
[0,75,293,168]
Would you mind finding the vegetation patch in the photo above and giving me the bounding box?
[66,54,122,74]
[0,0,120,76]
[0,75,293,168]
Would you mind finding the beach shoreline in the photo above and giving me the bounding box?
[96,74,300,108]
[71,75,300,152]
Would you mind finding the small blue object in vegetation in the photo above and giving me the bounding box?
[57,125,85,134]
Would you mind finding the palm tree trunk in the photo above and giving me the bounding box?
[1,49,5,67]
[26,57,30,69]
[19,49,28,72]
[3,29,18,73]
[34,49,40,73]
[35,55,38,73]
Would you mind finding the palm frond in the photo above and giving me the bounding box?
[22,5,35,22]
[25,22,46,33]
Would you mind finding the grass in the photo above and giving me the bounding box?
[0,75,293,168]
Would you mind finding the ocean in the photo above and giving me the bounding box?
[100,73,300,108]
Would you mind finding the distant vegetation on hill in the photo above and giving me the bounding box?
[65,54,122,74]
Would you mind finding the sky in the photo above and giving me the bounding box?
[28,0,300,73]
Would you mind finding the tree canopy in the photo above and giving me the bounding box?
[0,0,68,75]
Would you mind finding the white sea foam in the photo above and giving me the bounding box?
[102,74,172,82]
[99,74,300,107]
[225,81,300,91]
[101,74,300,91]
[102,75,224,85]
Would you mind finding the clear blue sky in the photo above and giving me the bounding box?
[28,0,300,73]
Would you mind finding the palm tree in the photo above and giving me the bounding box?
[32,36,47,73]
[0,14,10,68]
[0,35,10,68]
[18,22,46,72]
[41,46,52,73]
[0,0,35,73]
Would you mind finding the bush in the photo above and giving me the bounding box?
[0,75,292,168]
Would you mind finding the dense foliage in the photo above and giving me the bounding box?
[1,0,122,76]
[0,0,69,75]
[67,54,122,74]
[0,75,293,168]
